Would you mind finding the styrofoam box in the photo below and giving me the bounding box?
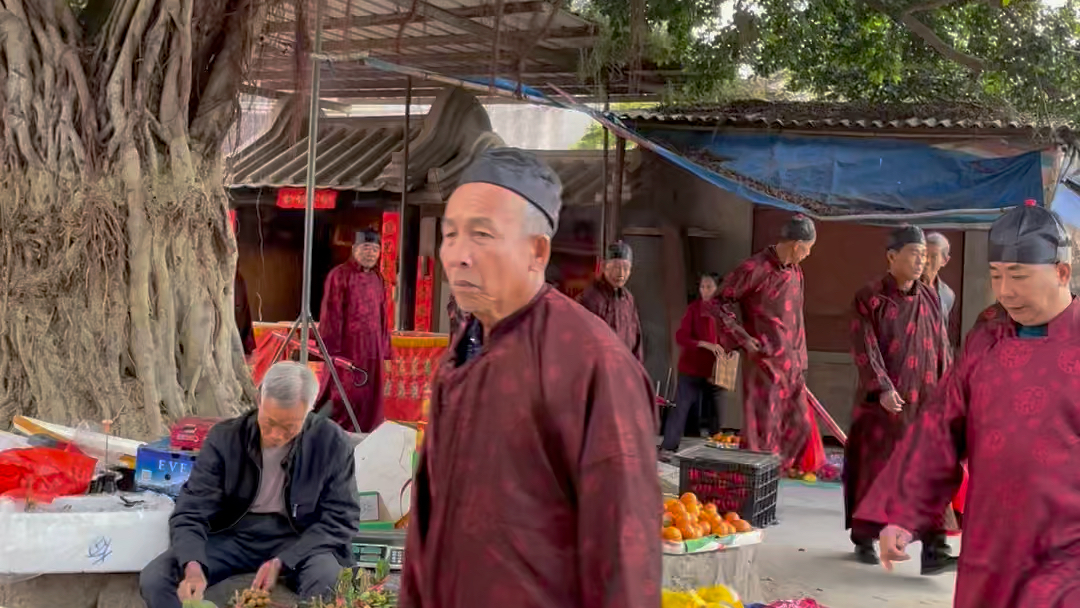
[0,492,173,574]
[353,421,416,522]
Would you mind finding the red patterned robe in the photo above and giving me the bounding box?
[844,274,950,533]
[401,285,661,608]
[706,246,824,471]
[857,300,1080,608]
[318,260,391,432]
[577,278,644,361]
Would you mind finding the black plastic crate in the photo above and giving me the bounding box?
[675,445,781,528]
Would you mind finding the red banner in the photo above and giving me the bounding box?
[413,257,435,332]
[381,211,400,331]
[384,332,448,422]
[276,188,339,210]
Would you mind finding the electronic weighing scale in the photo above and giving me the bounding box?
[352,529,406,570]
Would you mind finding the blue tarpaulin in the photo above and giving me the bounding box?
[637,128,1045,219]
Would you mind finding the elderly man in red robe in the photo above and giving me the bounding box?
[578,241,643,361]
[706,215,825,474]
[318,229,391,433]
[844,225,954,573]
[400,148,660,608]
[861,202,1080,608]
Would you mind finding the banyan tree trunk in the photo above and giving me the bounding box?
[0,0,274,438]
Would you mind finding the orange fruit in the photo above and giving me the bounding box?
[662,512,675,528]
[685,502,701,518]
[668,501,687,517]
[703,503,719,515]
[664,498,682,512]
[674,515,691,529]
[723,511,741,522]
[721,522,736,535]
[677,522,696,539]
[733,520,752,533]
[699,519,712,535]
[662,526,683,542]
[680,492,699,505]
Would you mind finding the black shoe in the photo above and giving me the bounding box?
[854,543,880,565]
[920,552,958,576]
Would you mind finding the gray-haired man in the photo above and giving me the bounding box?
[922,232,956,330]
[140,362,360,608]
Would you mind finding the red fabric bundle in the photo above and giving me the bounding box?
[0,447,96,503]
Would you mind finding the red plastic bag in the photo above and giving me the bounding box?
[0,447,96,503]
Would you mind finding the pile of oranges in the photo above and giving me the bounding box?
[662,492,752,542]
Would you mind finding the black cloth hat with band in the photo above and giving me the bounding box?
[988,200,1071,265]
[458,147,564,230]
[354,229,380,245]
[606,241,632,262]
[887,225,925,252]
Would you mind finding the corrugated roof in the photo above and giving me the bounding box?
[227,86,498,191]
[619,101,1075,137]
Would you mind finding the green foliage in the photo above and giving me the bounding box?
[304,564,394,608]
[571,102,654,150]
[577,0,1080,123]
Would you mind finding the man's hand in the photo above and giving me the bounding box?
[251,558,283,592]
[744,338,762,354]
[177,561,207,603]
[880,390,905,413]
[698,341,722,354]
[879,525,914,571]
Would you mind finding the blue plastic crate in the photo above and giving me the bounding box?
[135,438,198,496]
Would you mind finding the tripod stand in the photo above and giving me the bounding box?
[261,0,362,432]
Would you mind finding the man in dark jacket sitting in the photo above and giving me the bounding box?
[140,361,360,608]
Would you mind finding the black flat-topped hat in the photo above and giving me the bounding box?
[606,241,632,262]
[887,225,925,251]
[989,200,1071,265]
[355,229,380,245]
[458,147,564,230]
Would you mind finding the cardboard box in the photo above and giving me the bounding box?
[135,438,198,497]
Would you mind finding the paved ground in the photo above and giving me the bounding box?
[756,481,957,607]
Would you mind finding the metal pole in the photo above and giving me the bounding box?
[299,0,326,364]
[600,91,609,254]
[397,76,412,331]
[611,135,626,244]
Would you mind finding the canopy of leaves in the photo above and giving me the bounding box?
[576,0,1080,124]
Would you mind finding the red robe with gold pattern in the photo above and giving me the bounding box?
[857,299,1080,608]
[577,278,644,362]
[706,246,824,471]
[400,285,661,608]
[318,260,391,432]
[844,274,950,531]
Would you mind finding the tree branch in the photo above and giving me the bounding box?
[864,0,986,74]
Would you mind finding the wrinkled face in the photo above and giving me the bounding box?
[924,244,949,280]
[353,243,381,269]
[782,238,816,265]
[603,259,632,288]
[440,183,549,323]
[257,397,309,448]
[699,276,718,301]
[990,262,1071,326]
[888,243,926,284]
